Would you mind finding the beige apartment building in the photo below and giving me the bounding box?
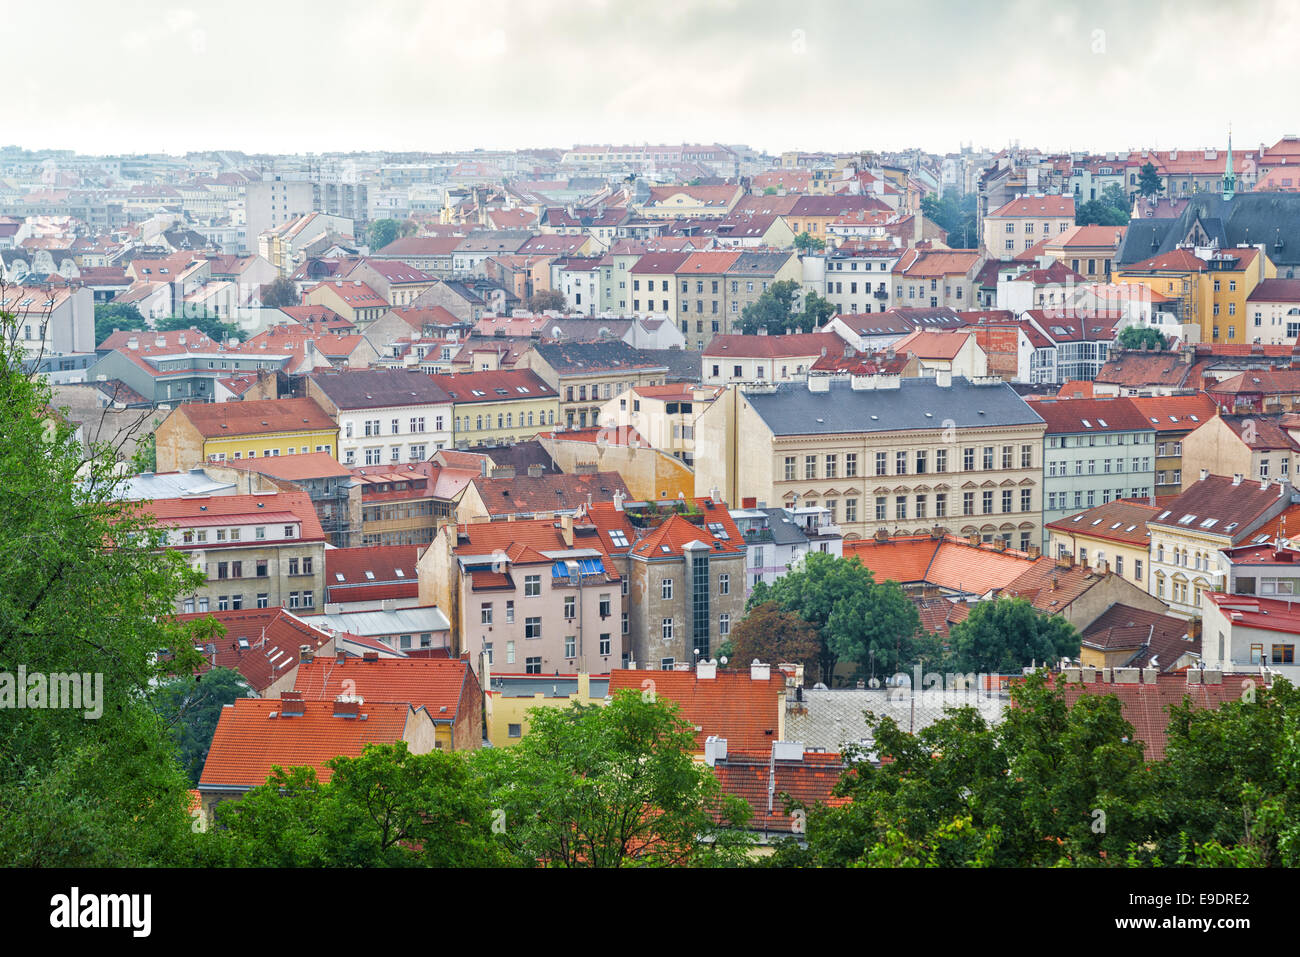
[696,374,1047,547]
[982,194,1076,260]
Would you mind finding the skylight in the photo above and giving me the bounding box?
[365,570,375,579]
[335,573,344,582]
[394,569,405,577]
[1158,510,1172,520]
[1200,518,1218,528]
[1178,514,1197,525]
[609,530,628,548]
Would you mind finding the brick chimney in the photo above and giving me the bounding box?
[333,695,361,717]
[280,691,305,717]
[527,463,544,478]
[299,644,314,664]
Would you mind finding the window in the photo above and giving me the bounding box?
[876,452,888,476]
[599,594,611,617]
[896,451,907,475]
[481,603,493,625]
[622,612,629,635]
[963,448,974,471]
[564,595,576,619]
[805,456,817,480]
[983,447,994,469]
[564,635,576,658]
[1002,446,1012,469]
[784,457,796,481]
[525,656,541,675]
[662,618,674,640]
[936,449,947,473]
[963,492,974,515]
[505,600,514,623]
[935,493,947,517]
[845,498,857,522]
[508,723,522,738]
[719,613,731,636]
[1002,490,1013,513]
[719,574,730,595]
[524,575,541,597]
[661,578,674,600]
[845,453,857,477]
[982,491,993,514]
[525,617,542,639]
[915,495,927,520]
[1021,488,1032,512]
[599,633,611,656]
[876,496,887,521]
[825,455,837,479]
[896,495,907,520]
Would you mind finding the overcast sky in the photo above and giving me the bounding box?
[7,0,1293,156]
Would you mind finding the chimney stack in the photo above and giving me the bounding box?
[333,695,361,717]
[280,691,305,716]
[299,645,314,664]
[750,660,771,681]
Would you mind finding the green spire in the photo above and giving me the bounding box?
[1223,125,1236,200]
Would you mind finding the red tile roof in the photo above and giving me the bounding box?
[426,369,556,402]
[1127,393,1217,430]
[1053,673,1249,760]
[1031,396,1151,434]
[178,607,334,693]
[989,194,1075,218]
[173,397,337,438]
[703,332,841,360]
[1080,603,1196,671]
[607,668,786,751]
[325,545,421,603]
[220,451,352,481]
[1046,499,1160,547]
[138,490,327,541]
[199,697,416,789]
[629,512,745,558]
[294,656,472,717]
[711,750,849,832]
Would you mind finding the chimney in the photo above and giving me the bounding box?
[380,598,397,613]
[362,651,380,663]
[1027,544,1041,559]
[703,735,728,766]
[1232,473,1243,486]
[299,644,314,664]
[280,691,305,716]
[875,527,890,542]
[333,695,361,717]
[710,486,722,504]
[750,660,771,681]
[491,465,516,479]
[527,463,544,478]
[1200,468,1210,482]
[574,462,598,475]
[696,659,718,679]
[968,532,981,546]
[930,525,944,540]
[1057,552,1073,569]
[1096,558,1109,575]
[559,513,574,547]
[335,649,347,665]
[935,369,952,388]
[992,538,1007,552]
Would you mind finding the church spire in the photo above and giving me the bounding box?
[1223,124,1236,201]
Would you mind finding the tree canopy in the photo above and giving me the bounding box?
[1117,325,1168,351]
[724,601,822,678]
[1137,162,1164,200]
[1076,183,1131,227]
[152,666,251,786]
[260,276,299,308]
[920,191,978,249]
[947,596,1080,674]
[748,552,925,683]
[793,231,825,253]
[738,279,834,334]
[526,289,567,312]
[0,304,218,866]
[93,302,147,345]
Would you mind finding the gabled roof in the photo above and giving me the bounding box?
[308,368,451,409]
[199,697,417,789]
[137,491,327,541]
[703,332,841,360]
[607,668,786,751]
[221,451,352,481]
[1046,499,1160,546]
[629,512,746,559]
[174,397,337,437]
[325,545,421,604]
[294,656,472,718]
[426,369,556,402]
[1080,603,1195,672]
[1127,393,1217,430]
[1147,473,1289,535]
[471,471,629,516]
[711,750,849,832]
[1031,396,1151,434]
[1218,414,1300,451]
[178,607,334,694]
[989,194,1075,218]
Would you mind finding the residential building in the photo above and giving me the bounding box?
[456,468,630,522]
[1077,604,1198,674]
[1046,498,1160,590]
[216,452,361,548]
[702,333,845,386]
[1036,396,1156,539]
[323,545,422,612]
[1146,472,1296,617]
[1128,393,1218,496]
[143,491,328,616]
[893,248,985,310]
[730,504,844,595]
[1246,278,1300,343]
[1201,592,1300,681]
[483,668,610,747]
[179,607,336,698]
[154,397,339,471]
[519,340,670,430]
[696,375,1047,548]
[427,369,560,448]
[306,368,453,467]
[1181,413,1300,488]
[304,279,389,325]
[982,194,1075,259]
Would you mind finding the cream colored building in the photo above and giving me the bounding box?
[696,374,1047,548]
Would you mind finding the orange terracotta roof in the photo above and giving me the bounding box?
[607,669,786,751]
[175,397,337,438]
[178,608,334,693]
[1046,499,1160,546]
[294,656,470,717]
[199,697,416,790]
[137,490,327,541]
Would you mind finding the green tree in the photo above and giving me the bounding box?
[155,313,241,342]
[777,671,1152,867]
[739,278,820,334]
[526,289,567,312]
[1146,677,1300,866]
[763,186,779,195]
[793,231,825,253]
[207,743,514,867]
[474,691,753,867]
[748,552,923,683]
[726,601,822,678]
[1076,185,1131,226]
[367,218,401,252]
[1117,326,1168,351]
[0,305,218,866]
[947,597,1081,674]
[94,302,147,346]
[921,190,977,248]
[260,275,299,308]
[1138,162,1164,200]
[152,666,250,786]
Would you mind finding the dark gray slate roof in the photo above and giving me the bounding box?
[638,347,701,383]
[1117,192,1300,272]
[759,507,810,546]
[309,368,451,409]
[743,377,1045,436]
[533,340,669,376]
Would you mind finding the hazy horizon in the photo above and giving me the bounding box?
[7,0,1292,158]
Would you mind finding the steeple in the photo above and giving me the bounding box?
[1223,124,1236,201]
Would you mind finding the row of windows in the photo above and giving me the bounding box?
[784,446,1034,481]
[183,524,298,545]
[1046,457,1152,476]
[456,410,555,431]
[1046,488,1149,510]
[347,417,443,438]
[209,446,330,461]
[183,591,311,613]
[872,489,1034,520]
